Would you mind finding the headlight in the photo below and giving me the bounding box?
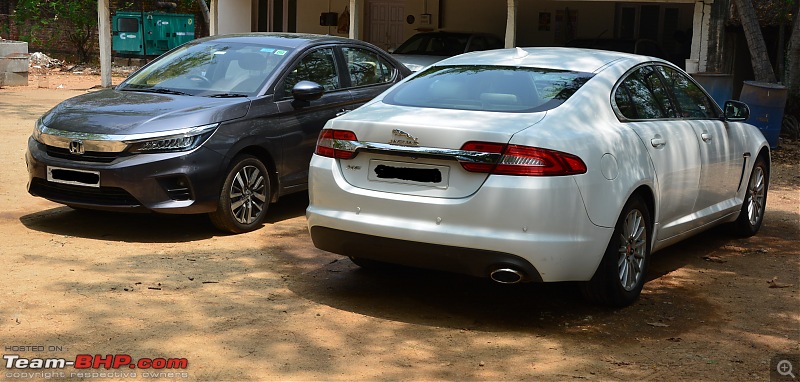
[32,118,45,143]
[126,123,219,153]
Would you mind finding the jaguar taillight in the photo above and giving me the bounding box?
[459,141,587,176]
[315,129,358,159]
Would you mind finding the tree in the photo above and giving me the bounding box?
[732,0,778,82]
[196,0,210,26]
[787,8,800,103]
[14,0,98,63]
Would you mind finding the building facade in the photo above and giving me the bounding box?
[209,0,719,73]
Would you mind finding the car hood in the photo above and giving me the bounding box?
[40,89,251,135]
[392,54,449,71]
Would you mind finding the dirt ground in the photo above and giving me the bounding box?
[0,71,798,381]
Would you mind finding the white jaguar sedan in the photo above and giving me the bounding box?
[306,47,770,307]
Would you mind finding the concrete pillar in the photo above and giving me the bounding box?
[505,0,517,48]
[688,0,713,73]
[210,0,219,36]
[349,0,362,40]
[216,0,252,34]
[0,41,29,86]
[98,0,112,88]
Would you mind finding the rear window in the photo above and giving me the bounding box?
[384,65,593,112]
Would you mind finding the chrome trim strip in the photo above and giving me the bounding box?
[38,128,129,152]
[36,124,218,153]
[338,140,502,164]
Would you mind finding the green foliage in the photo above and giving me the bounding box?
[751,0,796,25]
[116,0,208,13]
[14,0,98,63]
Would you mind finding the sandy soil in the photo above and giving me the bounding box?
[0,72,798,381]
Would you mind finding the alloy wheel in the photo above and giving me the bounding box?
[617,209,647,291]
[229,165,267,225]
[746,166,766,227]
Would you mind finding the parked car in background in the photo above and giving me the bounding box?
[566,38,668,60]
[391,31,504,71]
[26,33,411,233]
[307,47,770,307]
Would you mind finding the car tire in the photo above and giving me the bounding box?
[209,155,270,234]
[582,195,651,307]
[733,156,768,237]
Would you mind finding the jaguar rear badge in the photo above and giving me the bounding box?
[389,129,419,146]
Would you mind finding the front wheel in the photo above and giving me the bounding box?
[582,195,652,307]
[209,155,271,233]
[733,156,768,237]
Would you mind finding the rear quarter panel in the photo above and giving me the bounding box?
[509,60,657,230]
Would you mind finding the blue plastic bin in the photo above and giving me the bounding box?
[691,73,733,108]
[739,81,787,149]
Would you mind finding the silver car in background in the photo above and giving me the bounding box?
[306,47,769,307]
[391,31,503,71]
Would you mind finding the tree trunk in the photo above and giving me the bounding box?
[196,0,210,24]
[732,0,777,83]
[786,11,800,96]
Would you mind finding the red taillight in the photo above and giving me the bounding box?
[459,142,587,176]
[315,129,358,159]
[459,141,505,172]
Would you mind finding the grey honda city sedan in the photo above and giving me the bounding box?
[26,33,411,233]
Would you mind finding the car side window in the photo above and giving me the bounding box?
[467,36,487,52]
[283,47,340,97]
[656,66,719,119]
[614,66,675,120]
[342,47,395,87]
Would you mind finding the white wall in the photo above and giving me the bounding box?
[517,1,617,47]
[439,1,506,37]
[217,0,695,53]
[295,0,350,36]
[218,0,253,34]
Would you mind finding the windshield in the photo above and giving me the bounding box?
[383,65,594,113]
[118,41,293,97]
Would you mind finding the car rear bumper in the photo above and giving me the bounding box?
[311,226,545,282]
[26,137,225,214]
[306,155,613,282]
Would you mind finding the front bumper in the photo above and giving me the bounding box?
[26,137,226,214]
[306,155,613,282]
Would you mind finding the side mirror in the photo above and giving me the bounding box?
[723,100,750,122]
[292,80,325,101]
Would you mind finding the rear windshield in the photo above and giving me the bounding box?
[384,65,594,112]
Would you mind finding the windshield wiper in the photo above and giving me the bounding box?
[205,93,249,98]
[124,87,190,96]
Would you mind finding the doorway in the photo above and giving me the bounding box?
[366,0,405,51]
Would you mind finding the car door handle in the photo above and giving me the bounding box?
[650,137,666,148]
[336,109,353,117]
[701,133,712,142]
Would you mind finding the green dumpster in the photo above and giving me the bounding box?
[112,12,195,56]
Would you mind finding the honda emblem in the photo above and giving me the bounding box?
[69,140,85,155]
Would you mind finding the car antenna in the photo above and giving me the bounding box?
[515,47,528,59]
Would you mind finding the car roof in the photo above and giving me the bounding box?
[412,31,498,37]
[193,32,367,49]
[436,47,659,73]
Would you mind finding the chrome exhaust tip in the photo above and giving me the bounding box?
[489,268,524,284]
